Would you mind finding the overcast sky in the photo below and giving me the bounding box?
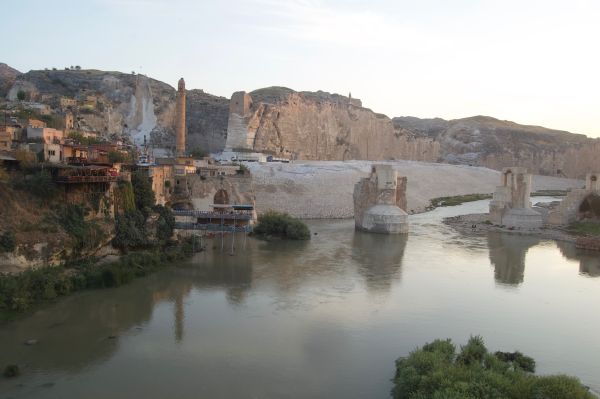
[4,0,600,136]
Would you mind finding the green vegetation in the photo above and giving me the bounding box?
[154,205,175,243]
[67,131,103,145]
[108,150,129,164]
[429,194,492,209]
[0,232,16,253]
[392,336,594,399]
[568,221,600,237]
[58,205,105,254]
[13,170,59,199]
[17,90,27,101]
[131,171,156,216]
[189,146,207,159]
[253,211,310,240]
[531,190,568,197]
[112,210,148,251]
[3,364,20,378]
[0,250,191,317]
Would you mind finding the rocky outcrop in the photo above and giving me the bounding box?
[393,115,600,179]
[224,87,440,162]
[0,63,21,98]
[186,90,229,154]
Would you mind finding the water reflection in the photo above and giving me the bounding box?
[352,231,407,292]
[556,241,600,277]
[487,233,541,286]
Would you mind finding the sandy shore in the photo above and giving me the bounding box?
[247,160,582,218]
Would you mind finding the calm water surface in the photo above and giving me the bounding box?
[1,199,599,398]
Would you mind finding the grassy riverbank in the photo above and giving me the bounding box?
[428,193,492,210]
[0,242,197,322]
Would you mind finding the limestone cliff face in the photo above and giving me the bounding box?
[225,87,440,162]
[393,115,599,179]
[186,90,229,153]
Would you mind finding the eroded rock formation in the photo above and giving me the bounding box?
[224,87,440,162]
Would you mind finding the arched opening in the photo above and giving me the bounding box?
[503,170,513,186]
[213,189,229,205]
[578,194,600,221]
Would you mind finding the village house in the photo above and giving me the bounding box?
[60,97,77,109]
[27,126,64,144]
[0,131,12,150]
[27,119,46,129]
[29,143,62,163]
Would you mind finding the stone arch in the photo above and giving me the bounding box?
[578,193,600,221]
[213,189,229,205]
[503,169,513,186]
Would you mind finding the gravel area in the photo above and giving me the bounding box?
[247,160,583,218]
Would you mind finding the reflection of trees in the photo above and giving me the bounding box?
[352,231,407,292]
[487,233,540,285]
[556,241,600,277]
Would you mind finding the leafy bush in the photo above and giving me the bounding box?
[392,336,594,399]
[253,211,310,240]
[0,250,191,315]
[58,205,105,253]
[0,231,16,253]
[188,146,207,159]
[108,150,128,164]
[131,171,155,216]
[154,205,175,242]
[112,210,147,250]
[14,170,58,199]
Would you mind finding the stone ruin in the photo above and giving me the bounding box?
[353,164,408,234]
[548,172,600,225]
[489,167,543,228]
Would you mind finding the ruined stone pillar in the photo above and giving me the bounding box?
[489,167,542,228]
[176,78,186,156]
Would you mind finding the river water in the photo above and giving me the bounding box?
[1,199,599,398]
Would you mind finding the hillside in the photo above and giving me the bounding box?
[393,115,599,177]
[0,63,20,98]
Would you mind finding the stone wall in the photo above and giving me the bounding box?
[187,174,255,211]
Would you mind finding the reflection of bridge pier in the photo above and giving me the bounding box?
[352,231,407,292]
[556,241,600,277]
[487,233,541,285]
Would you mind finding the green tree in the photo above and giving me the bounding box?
[154,205,175,242]
[392,336,595,399]
[254,211,310,240]
[189,146,207,159]
[0,231,16,253]
[16,90,27,101]
[131,171,155,215]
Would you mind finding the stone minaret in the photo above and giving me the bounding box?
[175,78,186,156]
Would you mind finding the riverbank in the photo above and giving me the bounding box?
[443,212,578,243]
[0,240,197,323]
[247,160,582,218]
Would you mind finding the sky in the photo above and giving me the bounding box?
[4,0,600,136]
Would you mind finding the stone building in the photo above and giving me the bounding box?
[27,127,64,144]
[489,167,542,228]
[548,173,600,225]
[353,164,409,234]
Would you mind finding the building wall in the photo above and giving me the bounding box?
[27,127,64,144]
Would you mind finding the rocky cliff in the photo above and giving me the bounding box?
[393,116,600,178]
[3,67,229,153]
[0,63,20,98]
[224,87,440,162]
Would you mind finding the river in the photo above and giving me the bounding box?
[1,199,599,398]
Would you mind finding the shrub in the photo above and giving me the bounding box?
[112,210,147,250]
[3,364,19,378]
[58,205,105,253]
[154,205,175,242]
[392,337,594,399]
[15,170,58,199]
[131,171,155,216]
[253,211,310,240]
[0,231,16,253]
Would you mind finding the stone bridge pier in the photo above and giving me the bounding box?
[489,167,542,229]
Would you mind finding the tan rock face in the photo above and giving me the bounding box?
[225,88,440,162]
